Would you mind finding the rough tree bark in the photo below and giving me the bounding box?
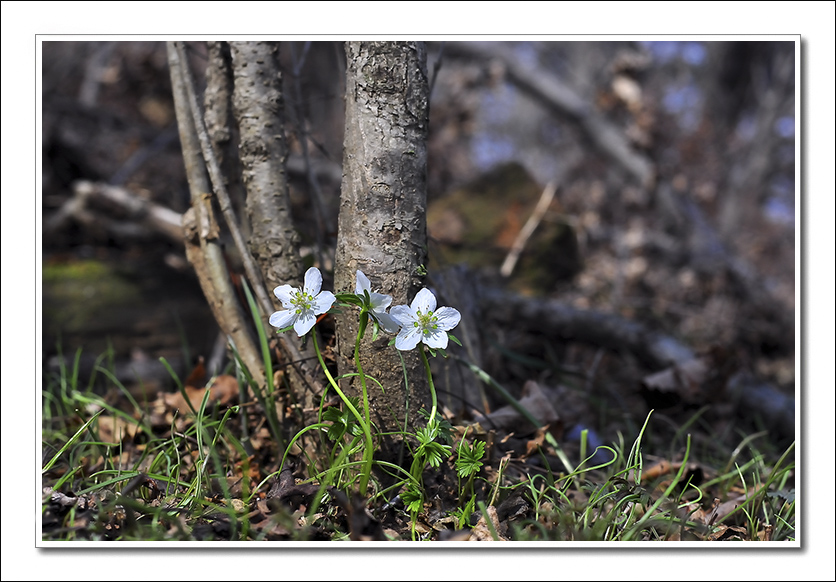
[334,42,431,458]
[228,41,322,403]
[203,42,247,236]
[229,42,305,292]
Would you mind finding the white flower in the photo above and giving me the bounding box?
[355,270,400,333]
[390,288,461,351]
[269,267,336,337]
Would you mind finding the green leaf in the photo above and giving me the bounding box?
[417,408,454,445]
[322,397,362,442]
[335,293,363,306]
[455,437,486,478]
[401,484,424,514]
[452,496,476,529]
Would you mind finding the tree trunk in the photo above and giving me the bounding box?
[230,42,305,291]
[334,41,431,459]
[229,41,321,405]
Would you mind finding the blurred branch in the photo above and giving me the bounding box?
[478,283,793,440]
[428,41,445,99]
[445,42,655,190]
[481,287,695,370]
[674,186,795,352]
[44,155,337,245]
[288,40,332,253]
[718,47,795,239]
[45,180,183,243]
[500,181,557,278]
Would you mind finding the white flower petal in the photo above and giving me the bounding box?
[412,288,437,314]
[303,267,322,295]
[373,310,401,334]
[269,309,297,330]
[272,284,296,308]
[395,325,422,351]
[369,292,392,311]
[389,305,414,326]
[355,270,370,295]
[433,306,461,331]
[423,328,449,350]
[313,290,336,314]
[293,310,317,336]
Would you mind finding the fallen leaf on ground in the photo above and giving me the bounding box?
[160,374,239,413]
[469,505,508,541]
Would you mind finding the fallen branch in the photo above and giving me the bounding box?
[45,180,184,243]
[478,284,794,440]
[445,42,655,190]
[480,287,695,370]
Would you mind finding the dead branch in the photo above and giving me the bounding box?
[477,284,794,440]
[45,180,183,243]
[167,41,265,390]
[480,287,695,370]
[500,181,558,278]
[445,42,655,190]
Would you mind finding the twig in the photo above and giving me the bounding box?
[499,181,557,278]
[173,41,274,318]
[428,41,445,100]
[72,181,183,241]
[167,41,265,389]
[109,125,179,186]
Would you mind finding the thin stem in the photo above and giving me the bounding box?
[419,343,438,426]
[354,312,375,494]
[355,312,371,427]
[312,330,374,496]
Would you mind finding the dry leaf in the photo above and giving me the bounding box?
[97,415,141,442]
[161,374,239,412]
[469,505,508,541]
[474,380,558,433]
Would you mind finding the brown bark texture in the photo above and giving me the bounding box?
[334,42,432,453]
[229,41,321,403]
[203,42,248,233]
[229,42,304,294]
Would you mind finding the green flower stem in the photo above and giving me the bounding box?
[355,312,371,426]
[419,343,438,428]
[409,343,440,486]
[354,311,375,493]
[311,329,374,496]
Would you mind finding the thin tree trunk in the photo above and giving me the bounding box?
[334,42,431,459]
[203,42,247,238]
[229,41,322,404]
[166,41,265,389]
[230,42,305,291]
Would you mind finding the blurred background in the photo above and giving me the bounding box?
[41,40,796,443]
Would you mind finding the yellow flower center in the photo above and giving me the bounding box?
[413,309,440,336]
[291,290,315,314]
